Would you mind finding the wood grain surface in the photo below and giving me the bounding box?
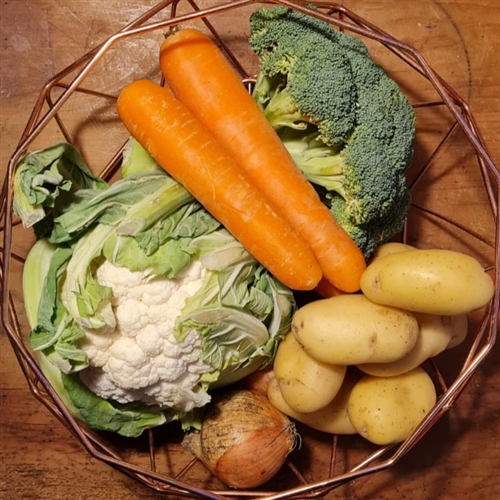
[1,1,499,499]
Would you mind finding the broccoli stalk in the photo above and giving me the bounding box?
[253,74,310,131]
[249,6,416,258]
[275,127,347,193]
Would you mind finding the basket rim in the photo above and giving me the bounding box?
[1,1,499,499]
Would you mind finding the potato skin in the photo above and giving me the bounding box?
[368,242,415,263]
[357,313,460,377]
[291,294,419,366]
[360,249,494,315]
[274,331,346,413]
[268,372,359,435]
[347,367,437,445]
[446,314,469,349]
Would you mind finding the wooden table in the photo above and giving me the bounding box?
[1,1,499,499]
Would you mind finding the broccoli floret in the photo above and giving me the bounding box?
[250,7,359,147]
[325,186,411,258]
[249,6,416,258]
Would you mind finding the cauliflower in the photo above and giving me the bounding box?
[21,155,296,436]
[78,259,212,413]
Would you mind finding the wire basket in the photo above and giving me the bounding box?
[1,1,499,498]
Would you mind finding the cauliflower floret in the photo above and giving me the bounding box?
[79,259,212,412]
[78,328,119,368]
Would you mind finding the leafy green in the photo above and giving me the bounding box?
[120,137,162,177]
[13,142,107,235]
[61,374,167,438]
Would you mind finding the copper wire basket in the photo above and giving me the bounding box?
[1,1,499,498]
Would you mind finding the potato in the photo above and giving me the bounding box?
[360,249,494,315]
[268,371,359,435]
[357,313,457,377]
[274,331,346,413]
[446,314,469,349]
[369,241,415,263]
[347,367,437,445]
[291,294,419,366]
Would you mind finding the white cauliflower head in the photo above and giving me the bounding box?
[78,259,212,413]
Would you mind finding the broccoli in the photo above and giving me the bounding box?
[249,6,416,258]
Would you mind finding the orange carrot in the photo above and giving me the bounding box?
[314,278,345,299]
[116,79,322,291]
[159,29,366,293]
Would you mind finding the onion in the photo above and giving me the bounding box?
[182,389,298,489]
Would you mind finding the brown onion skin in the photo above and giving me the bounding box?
[185,390,297,489]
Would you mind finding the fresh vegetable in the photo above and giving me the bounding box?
[291,294,419,365]
[159,28,366,293]
[360,248,495,315]
[347,367,437,445]
[238,366,274,396]
[314,277,345,299]
[273,330,346,413]
[13,142,107,234]
[268,370,359,435]
[249,6,416,259]
[368,241,415,262]
[116,78,322,291]
[446,314,469,349]
[120,136,162,177]
[182,390,297,489]
[357,313,468,377]
[19,143,296,436]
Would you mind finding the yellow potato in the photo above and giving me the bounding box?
[347,367,437,445]
[446,314,469,349]
[360,249,494,315]
[369,241,415,263]
[291,294,419,366]
[268,371,359,435]
[357,313,456,377]
[274,331,346,413]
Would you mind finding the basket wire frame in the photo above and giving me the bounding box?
[1,0,499,498]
